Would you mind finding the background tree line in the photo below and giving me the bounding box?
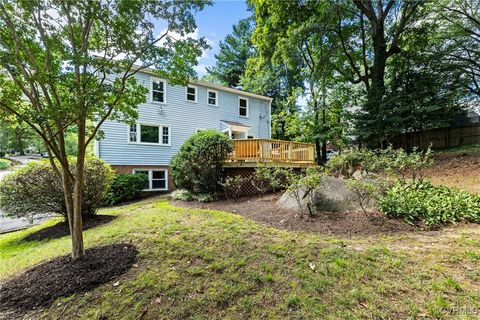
[206,0,479,162]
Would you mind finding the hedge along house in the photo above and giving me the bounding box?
[95,67,316,192]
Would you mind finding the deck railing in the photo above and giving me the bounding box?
[227,139,316,164]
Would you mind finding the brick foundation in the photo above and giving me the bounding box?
[110,165,175,191]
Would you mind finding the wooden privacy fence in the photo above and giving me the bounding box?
[391,124,480,150]
[227,139,315,164]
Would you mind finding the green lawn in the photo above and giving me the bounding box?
[1,197,480,319]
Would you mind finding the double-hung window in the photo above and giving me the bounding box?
[207,89,218,106]
[239,97,249,117]
[151,78,166,103]
[186,85,197,102]
[133,169,168,191]
[128,123,170,145]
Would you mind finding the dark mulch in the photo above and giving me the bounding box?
[21,215,117,242]
[172,194,420,237]
[0,243,137,313]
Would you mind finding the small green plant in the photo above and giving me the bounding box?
[380,181,480,227]
[219,175,247,201]
[194,193,217,203]
[251,167,271,196]
[103,174,148,205]
[0,158,10,170]
[285,167,324,216]
[171,189,195,201]
[250,166,285,196]
[346,178,380,216]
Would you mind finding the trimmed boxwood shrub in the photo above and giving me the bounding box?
[380,181,480,227]
[104,174,148,205]
[0,158,113,220]
[171,129,233,195]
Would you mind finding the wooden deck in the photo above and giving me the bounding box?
[224,139,317,168]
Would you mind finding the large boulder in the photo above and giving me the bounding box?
[278,176,372,212]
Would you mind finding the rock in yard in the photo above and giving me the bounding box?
[278,176,373,212]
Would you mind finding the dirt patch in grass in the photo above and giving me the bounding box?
[172,194,418,236]
[425,151,480,194]
[21,215,116,242]
[0,243,137,314]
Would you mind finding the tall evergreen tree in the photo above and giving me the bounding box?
[206,17,255,87]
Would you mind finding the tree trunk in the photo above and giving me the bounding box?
[15,128,24,155]
[366,22,388,145]
[321,140,327,163]
[315,139,322,165]
[71,119,86,261]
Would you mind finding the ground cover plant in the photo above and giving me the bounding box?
[380,181,480,227]
[1,197,479,319]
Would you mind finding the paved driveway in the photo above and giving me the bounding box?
[0,157,55,234]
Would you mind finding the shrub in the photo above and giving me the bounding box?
[285,167,324,216]
[171,130,233,195]
[194,193,217,203]
[380,181,480,227]
[171,189,195,201]
[0,158,10,170]
[104,174,148,205]
[346,177,381,216]
[326,146,433,182]
[0,158,113,220]
[219,175,247,200]
[250,166,286,196]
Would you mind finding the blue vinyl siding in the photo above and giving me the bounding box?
[97,71,271,165]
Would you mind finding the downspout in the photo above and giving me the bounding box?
[268,99,272,139]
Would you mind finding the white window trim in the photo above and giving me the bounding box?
[127,123,171,146]
[185,85,198,103]
[132,169,168,191]
[150,77,167,104]
[207,89,218,107]
[238,97,249,118]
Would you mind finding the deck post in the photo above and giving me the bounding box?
[288,141,293,162]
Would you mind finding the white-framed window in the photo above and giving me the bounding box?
[186,85,197,102]
[207,89,218,106]
[239,97,249,118]
[133,169,168,191]
[129,124,137,142]
[128,123,171,146]
[151,78,166,104]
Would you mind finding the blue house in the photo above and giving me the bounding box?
[94,67,273,192]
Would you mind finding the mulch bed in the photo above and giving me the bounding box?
[171,194,418,236]
[21,215,117,242]
[0,244,137,313]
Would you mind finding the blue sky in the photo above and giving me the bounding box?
[192,0,250,77]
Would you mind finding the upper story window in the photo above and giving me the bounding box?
[186,85,197,102]
[207,89,218,106]
[239,97,249,117]
[151,78,166,104]
[128,123,170,145]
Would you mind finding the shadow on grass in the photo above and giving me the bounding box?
[21,215,117,242]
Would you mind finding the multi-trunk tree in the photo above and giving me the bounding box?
[0,0,209,260]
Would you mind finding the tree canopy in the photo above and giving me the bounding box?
[0,0,210,260]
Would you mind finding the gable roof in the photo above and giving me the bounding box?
[131,65,273,102]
